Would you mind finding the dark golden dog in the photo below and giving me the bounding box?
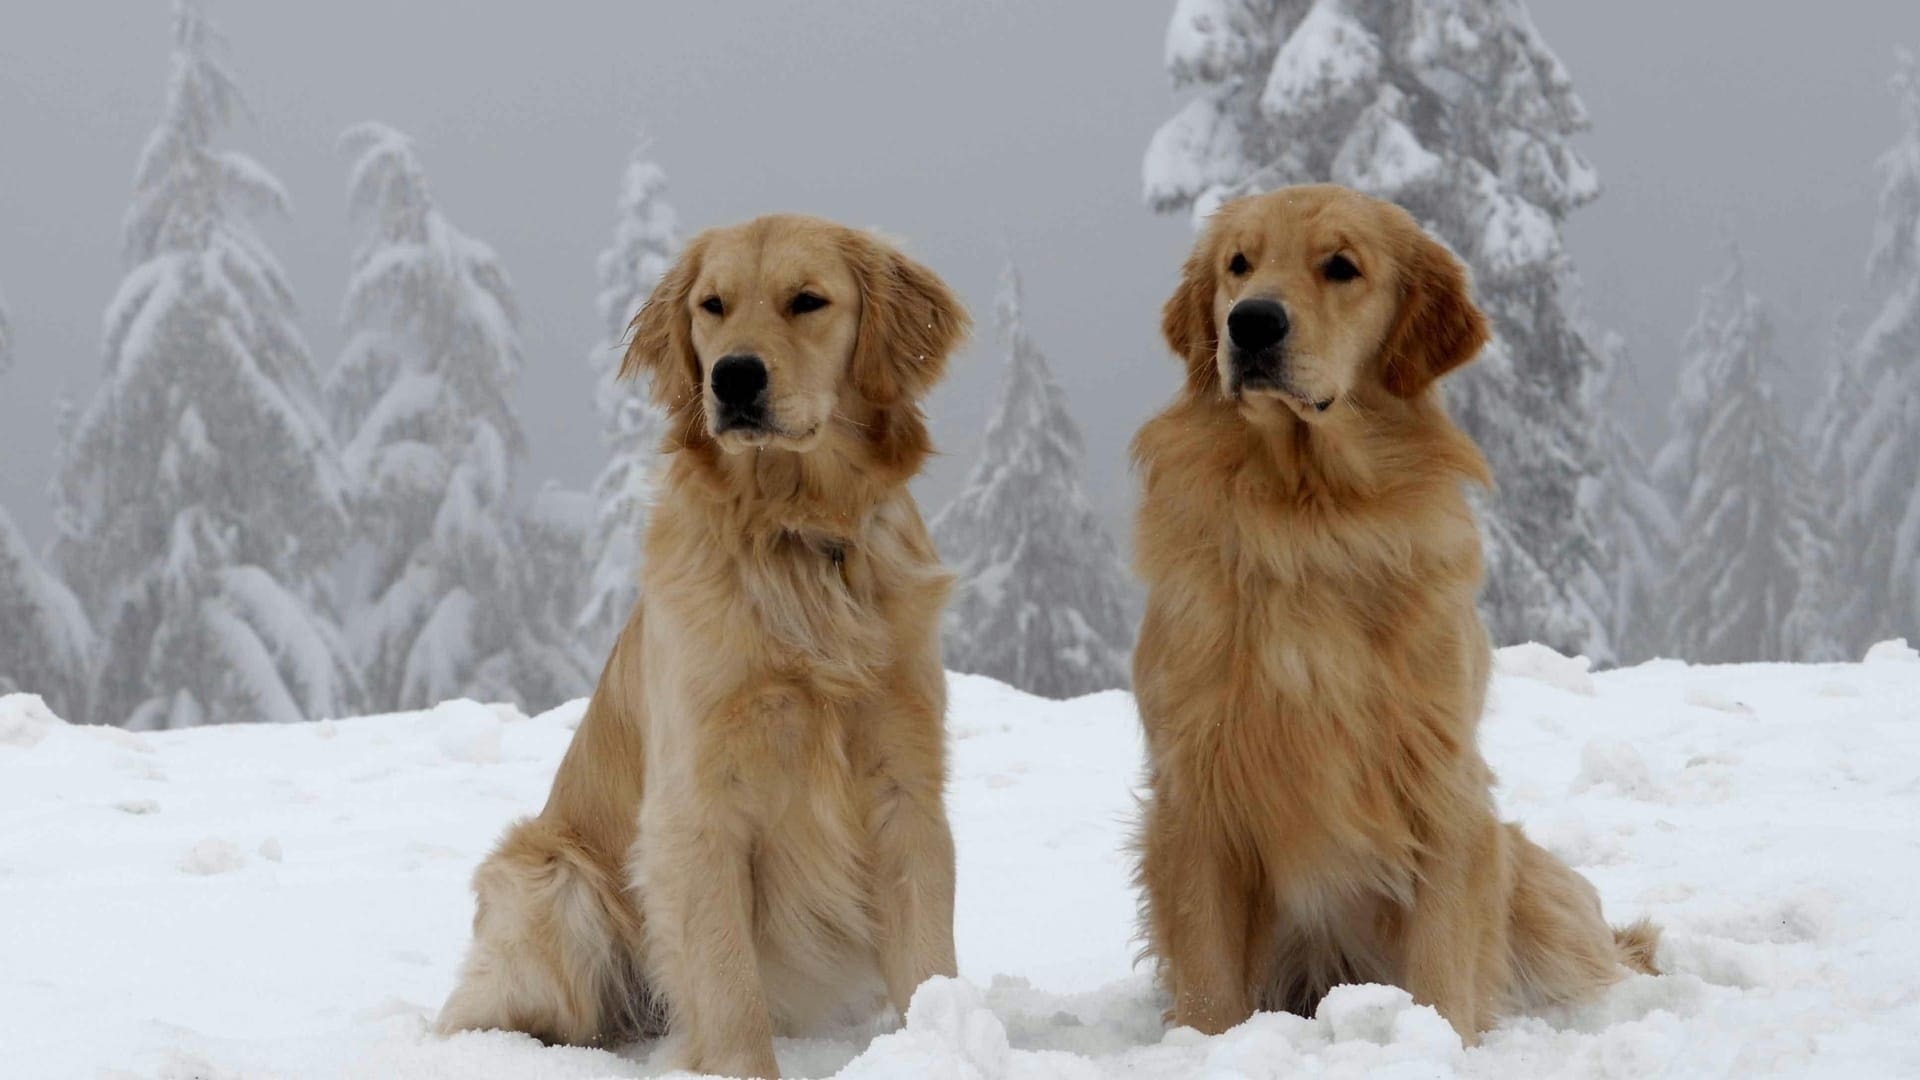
[438,215,968,1078]
[1131,185,1657,1040]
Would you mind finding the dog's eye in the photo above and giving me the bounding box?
[1228,253,1251,276]
[700,296,724,316]
[1322,254,1360,283]
[790,291,829,315]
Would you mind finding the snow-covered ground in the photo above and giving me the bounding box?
[4,643,1920,1078]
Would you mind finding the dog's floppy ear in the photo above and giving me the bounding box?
[1162,239,1222,395]
[622,233,708,416]
[844,232,970,406]
[1379,223,1490,399]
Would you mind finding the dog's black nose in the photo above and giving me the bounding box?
[710,354,768,413]
[1227,299,1290,353]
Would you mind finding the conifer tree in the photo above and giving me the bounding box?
[330,122,586,711]
[931,262,1135,698]
[1661,254,1836,661]
[577,143,677,659]
[0,292,95,717]
[1817,49,1920,649]
[1591,335,1675,661]
[55,0,355,727]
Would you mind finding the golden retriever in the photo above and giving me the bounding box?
[1130,185,1657,1040]
[437,214,969,1078]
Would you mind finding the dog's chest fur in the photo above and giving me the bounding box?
[638,487,945,1024]
[1135,415,1489,891]
[740,529,893,692]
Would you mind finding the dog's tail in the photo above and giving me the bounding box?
[1612,917,1662,976]
[1506,825,1662,1008]
[437,817,661,1044]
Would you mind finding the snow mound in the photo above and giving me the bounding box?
[1571,739,1666,801]
[842,979,1019,1079]
[1683,683,1755,714]
[4,660,1920,1075]
[429,699,514,764]
[179,838,249,875]
[1494,642,1597,695]
[0,692,64,748]
[1864,637,1918,663]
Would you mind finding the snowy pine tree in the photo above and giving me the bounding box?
[330,122,587,712]
[1801,314,1865,653]
[1819,49,1920,650]
[1651,246,1752,511]
[1659,253,1837,662]
[53,1,356,728]
[0,292,94,717]
[1811,312,1862,497]
[1590,334,1674,661]
[576,142,677,660]
[522,482,594,680]
[1145,0,1616,659]
[0,510,94,717]
[930,262,1135,698]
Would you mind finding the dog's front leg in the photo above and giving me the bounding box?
[1401,816,1509,1041]
[867,748,958,1015]
[1144,801,1254,1035]
[643,813,780,1078]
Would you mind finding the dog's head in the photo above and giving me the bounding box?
[623,214,967,462]
[1162,185,1489,420]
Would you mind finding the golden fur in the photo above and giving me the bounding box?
[437,214,969,1078]
[1131,185,1657,1040]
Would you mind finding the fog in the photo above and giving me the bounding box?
[2,1,1914,545]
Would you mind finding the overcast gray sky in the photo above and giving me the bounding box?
[2,2,1915,549]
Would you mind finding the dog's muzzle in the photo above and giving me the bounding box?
[1224,299,1332,410]
[1225,298,1289,396]
[710,353,769,432]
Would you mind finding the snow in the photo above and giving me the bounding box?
[0,691,60,747]
[178,836,251,875]
[1141,94,1246,216]
[1493,639,1595,695]
[1865,637,1917,663]
[1259,0,1381,120]
[1162,0,1274,90]
[1329,89,1443,196]
[215,147,293,218]
[6,645,1920,1076]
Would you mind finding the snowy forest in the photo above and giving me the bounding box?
[2,0,1917,726]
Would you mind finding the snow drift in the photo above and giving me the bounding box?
[3,643,1919,1077]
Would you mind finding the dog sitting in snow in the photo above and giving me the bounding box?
[438,214,968,1078]
[1130,185,1658,1040]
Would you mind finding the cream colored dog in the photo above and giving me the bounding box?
[437,214,969,1078]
